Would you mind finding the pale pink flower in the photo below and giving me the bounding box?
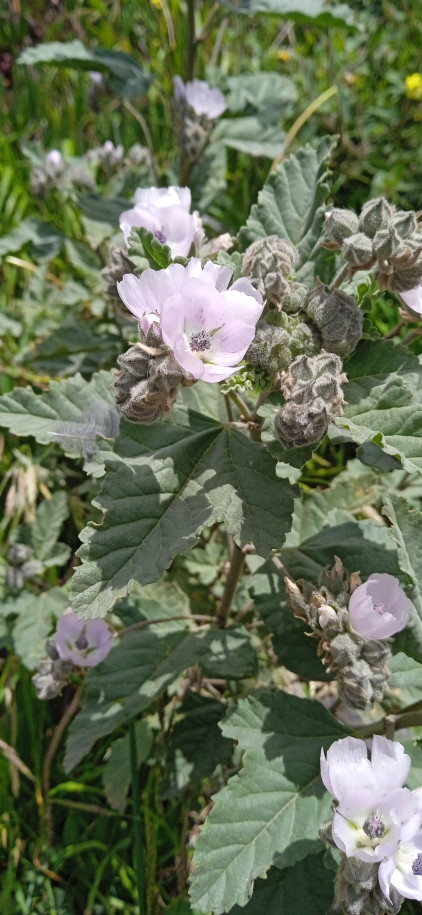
[348,573,412,639]
[117,258,263,382]
[46,149,64,174]
[379,818,422,902]
[399,285,422,316]
[55,611,113,668]
[320,736,411,802]
[119,186,196,258]
[173,76,226,119]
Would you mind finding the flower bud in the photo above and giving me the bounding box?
[391,209,418,238]
[115,341,195,424]
[102,247,135,306]
[8,543,33,566]
[305,285,363,357]
[242,235,299,303]
[245,322,291,373]
[281,282,308,314]
[388,263,422,292]
[372,226,404,259]
[325,208,359,245]
[5,566,24,589]
[358,197,393,238]
[341,232,374,267]
[21,559,44,579]
[273,399,332,447]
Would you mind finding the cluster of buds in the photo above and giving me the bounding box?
[173,76,226,164]
[325,197,422,293]
[242,236,299,306]
[245,310,321,377]
[102,246,135,307]
[285,562,412,709]
[30,149,94,199]
[273,351,346,448]
[320,736,422,910]
[87,139,124,174]
[5,543,43,589]
[115,334,196,423]
[32,611,113,699]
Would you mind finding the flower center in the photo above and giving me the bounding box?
[154,230,167,244]
[412,853,422,876]
[190,330,212,352]
[75,635,89,650]
[362,815,385,840]
[373,602,386,615]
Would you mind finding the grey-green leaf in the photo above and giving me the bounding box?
[238,136,337,282]
[382,493,422,664]
[71,407,298,619]
[64,624,256,770]
[18,40,151,98]
[189,690,346,913]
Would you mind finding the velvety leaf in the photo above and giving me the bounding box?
[28,323,122,378]
[71,406,298,619]
[238,136,337,282]
[18,40,151,98]
[281,518,401,585]
[227,853,334,915]
[189,691,346,913]
[212,116,285,158]
[0,371,118,475]
[216,0,355,28]
[388,653,422,707]
[64,624,256,770]
[12,588,69,669]
[103,720,152,812]
[382,493,422,664]
[336,341,422,473]
[0,217,63,261]
[31,491,70,566]
[225,72,297,113]
[161,693,233,798]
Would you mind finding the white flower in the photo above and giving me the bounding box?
[119,185,196,258]
[399,285,422,316]
[320,735,411,802]
[173,75,226,119]
[348,573,412,639]
[379,818,422,901]
[117,258,263,382]
[332,786,421,863]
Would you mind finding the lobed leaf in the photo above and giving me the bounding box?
[238,136,337,282]
[382,493,422,664]
[189,690,346,912]
[71,406,298,619]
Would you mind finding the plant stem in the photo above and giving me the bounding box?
[118,614,214,637]
[401,326,422,347]
[42,684,83,845]
[186,0,196,81]
[123,101,159,183]
[271,85,338,170]
[217,541,245,627]
[329,263,350,289]
[129,718,146,915]
[229,390,252,421]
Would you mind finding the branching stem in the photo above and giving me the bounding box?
[42,684,83,845]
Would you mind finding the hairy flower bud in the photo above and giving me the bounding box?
[372,226,406,260]
[305,284,363,357]
[342,232,374,267]
[102,247,135,305]
[281,282,308,314]
[8,543,33,566]
[242,235,299,304]
[359,197,393,238]
[391,209,418,239]
[245,321,291,373]
[333,857,403,915]
[115,339,195,424]
[325,208,359,245]
[32,638,74,700]
[274,351,346,448]
[273,398,333,447]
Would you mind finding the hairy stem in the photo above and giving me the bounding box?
[329,262,351,289]
[129,718,146,915]
[217,541,245,627]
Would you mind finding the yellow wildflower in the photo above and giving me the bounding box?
[277,49,292,63]
[405,73,422,100]
[151,0,162,7]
